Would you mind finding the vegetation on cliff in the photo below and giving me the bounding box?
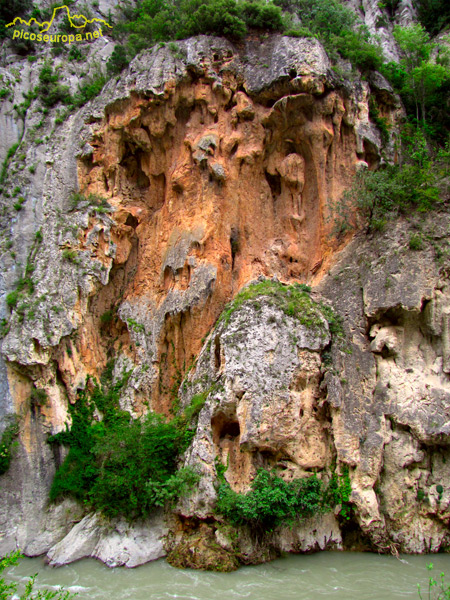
[216,468,352,531]
[335,129,449,235]
[48,368,199,520]
[0,418,19,476]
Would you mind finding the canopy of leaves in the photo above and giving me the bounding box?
[0,0,32,39]
[0,417,19,476]
[119,0,284,56]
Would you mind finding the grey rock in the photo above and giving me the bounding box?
[47,511,167,568]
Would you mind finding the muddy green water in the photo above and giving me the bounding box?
[5,552,450,599]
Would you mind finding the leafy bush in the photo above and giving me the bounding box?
[123,0,284,55]
[333,128,445,236]
[416,0,450,35]
[217,279,325,330]
[30,388,48,407]
[0,143,19,184]
[217,469,324,531]
[89,414,197,519]
[409,233,423,251]
[71,71,106,108]
[106,44,129,76]
[100,309,114,325]
[216,467,352,531]
[241,0,284,30]
[0,0,32,39]
[0,551,75,600]
[37,62,72,108]
[380,25,450,139]
[48,372,198,520]
[0,417,19,476]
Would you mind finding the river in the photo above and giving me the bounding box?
[5,552,450,599]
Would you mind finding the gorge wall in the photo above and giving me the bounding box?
[1,29,449,569]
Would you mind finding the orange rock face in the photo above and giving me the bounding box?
[75,53,391,414]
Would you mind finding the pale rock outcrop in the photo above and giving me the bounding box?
[47,511,167,568]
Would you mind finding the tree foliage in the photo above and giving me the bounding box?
[120,0,284,56]
[0,0,32,39]
[389,25,450,130]
[0,418,19,476]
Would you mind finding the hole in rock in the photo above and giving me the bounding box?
[214,336,221,370]
[230,227,239,268]
[125,213,139,228]
[265,170,282,199]
[212,413,241,445]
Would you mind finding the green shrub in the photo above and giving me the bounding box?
[68,45,85,62]
[416,0,450,35]
[0,142,19,184]
[279,0,383,72]
[5,290,19,309]
[217,466,352,531]
[240,1,284,31]
[107,44,129,75]
[37,62,72,108]
[30,388,48,407]
[100,309,114,324]
[216,469,325,531]
[0,417,19,476]
[0,0,32,39]
[417,563,450,600]
[62,249,79,262]
[409,233,423,251]
[333,129,444,236]
[124,0,284,54]
[217,280,325,330]
[182,390,209,422]
[89,414,197,519]
[185,0,247,38]
[49,372,198,520]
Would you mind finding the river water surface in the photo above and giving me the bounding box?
[5,552,450,599]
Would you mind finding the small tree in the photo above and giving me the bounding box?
[393,25,450,127]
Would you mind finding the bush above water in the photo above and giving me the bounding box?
[49,371,199,520]
[216,467,352,531]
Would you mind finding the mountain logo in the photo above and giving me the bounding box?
[6,4,112,32]
[6,4,112,44]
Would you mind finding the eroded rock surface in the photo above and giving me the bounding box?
[1,30,447,569]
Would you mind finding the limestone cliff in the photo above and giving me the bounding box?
[1,29,449,569]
